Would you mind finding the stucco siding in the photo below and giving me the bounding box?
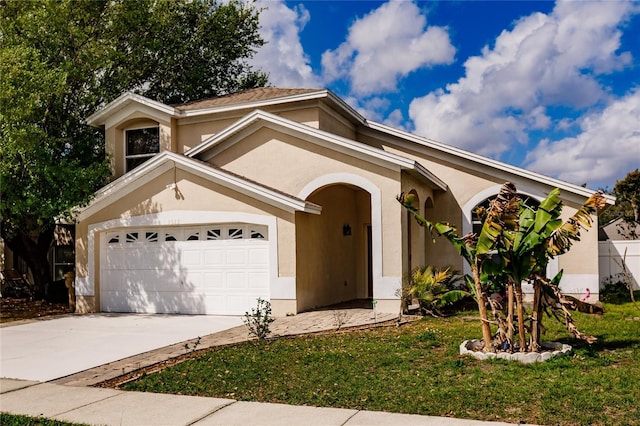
[318,107,357,140]
[176,107,321,154]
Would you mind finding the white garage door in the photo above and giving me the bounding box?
[101,224,270,315]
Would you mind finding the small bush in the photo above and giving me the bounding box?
[408,266,471,316]
[601,275,640,304]
[243,297,275,339]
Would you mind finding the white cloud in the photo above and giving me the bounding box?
[408,1,636,157]
[251,0,322,88]
[321,0,455,96]
[524,88,640,188]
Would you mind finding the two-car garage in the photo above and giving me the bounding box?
[100,223,270,315]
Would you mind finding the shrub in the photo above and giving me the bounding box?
[243,298,275,340]
[408,266,470,316]
[601,275,640,304]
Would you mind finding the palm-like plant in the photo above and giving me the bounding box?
[398,182,606,353]
[409,266,469,316]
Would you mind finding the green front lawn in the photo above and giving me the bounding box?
[123,303,640,425]
[0,413,87,426]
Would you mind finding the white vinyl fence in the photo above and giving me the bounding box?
[599,240,640,290]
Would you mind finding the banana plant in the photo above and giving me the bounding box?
[398,182,606,353]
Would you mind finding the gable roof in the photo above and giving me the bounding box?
[185,109,447,191]
[76,151,322,222]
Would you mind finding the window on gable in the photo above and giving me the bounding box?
[125,127,160,172]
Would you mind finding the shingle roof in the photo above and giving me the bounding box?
[175,88,322,111]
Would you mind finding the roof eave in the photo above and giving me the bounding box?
[76,152,318,221]
[86,92,178,127]
[365,120,613,204]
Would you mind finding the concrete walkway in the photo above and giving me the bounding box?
[1,308,529,425]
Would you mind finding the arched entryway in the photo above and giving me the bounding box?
[295,183,372,312]
[405,189,425,273]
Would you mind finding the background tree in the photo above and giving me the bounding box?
[599,169,640,237]
[0,0,267,295]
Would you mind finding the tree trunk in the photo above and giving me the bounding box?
[2,227,54,299]
[473,262,493,352]
[506,281,515,351]
[514,282,527,352]
[530,279,543,352]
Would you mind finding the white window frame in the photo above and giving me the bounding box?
[125,125,160,172]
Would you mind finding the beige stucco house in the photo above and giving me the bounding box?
[72,88,613,316]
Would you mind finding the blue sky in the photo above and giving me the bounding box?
[249,0,640,191]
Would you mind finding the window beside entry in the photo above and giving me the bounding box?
[125,126,159,171]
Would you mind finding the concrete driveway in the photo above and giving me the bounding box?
[0,314,243,382]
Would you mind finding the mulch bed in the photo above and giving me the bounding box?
[0,298,71,323]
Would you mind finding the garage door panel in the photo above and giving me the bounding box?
[225,249,247,265]
[104,248,124,270]
[203,271,225,289]
[102,269,125,291]
[181,249,203,266]
[227,295,259,313]
[204,249,225,265]
[204,295,227,313]
[248,271,269,289]
[226,271,248,289]
[248,248,269,265]
[183,271,204,289]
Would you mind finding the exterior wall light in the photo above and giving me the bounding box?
[343,224,352,236]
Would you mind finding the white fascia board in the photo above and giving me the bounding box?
[77,152,320,222]
[365,121,615,205]
[188,110,419,174]
[86,92,178,127]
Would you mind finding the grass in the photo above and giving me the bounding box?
[123,303,640,425]
[0,413,87,426]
